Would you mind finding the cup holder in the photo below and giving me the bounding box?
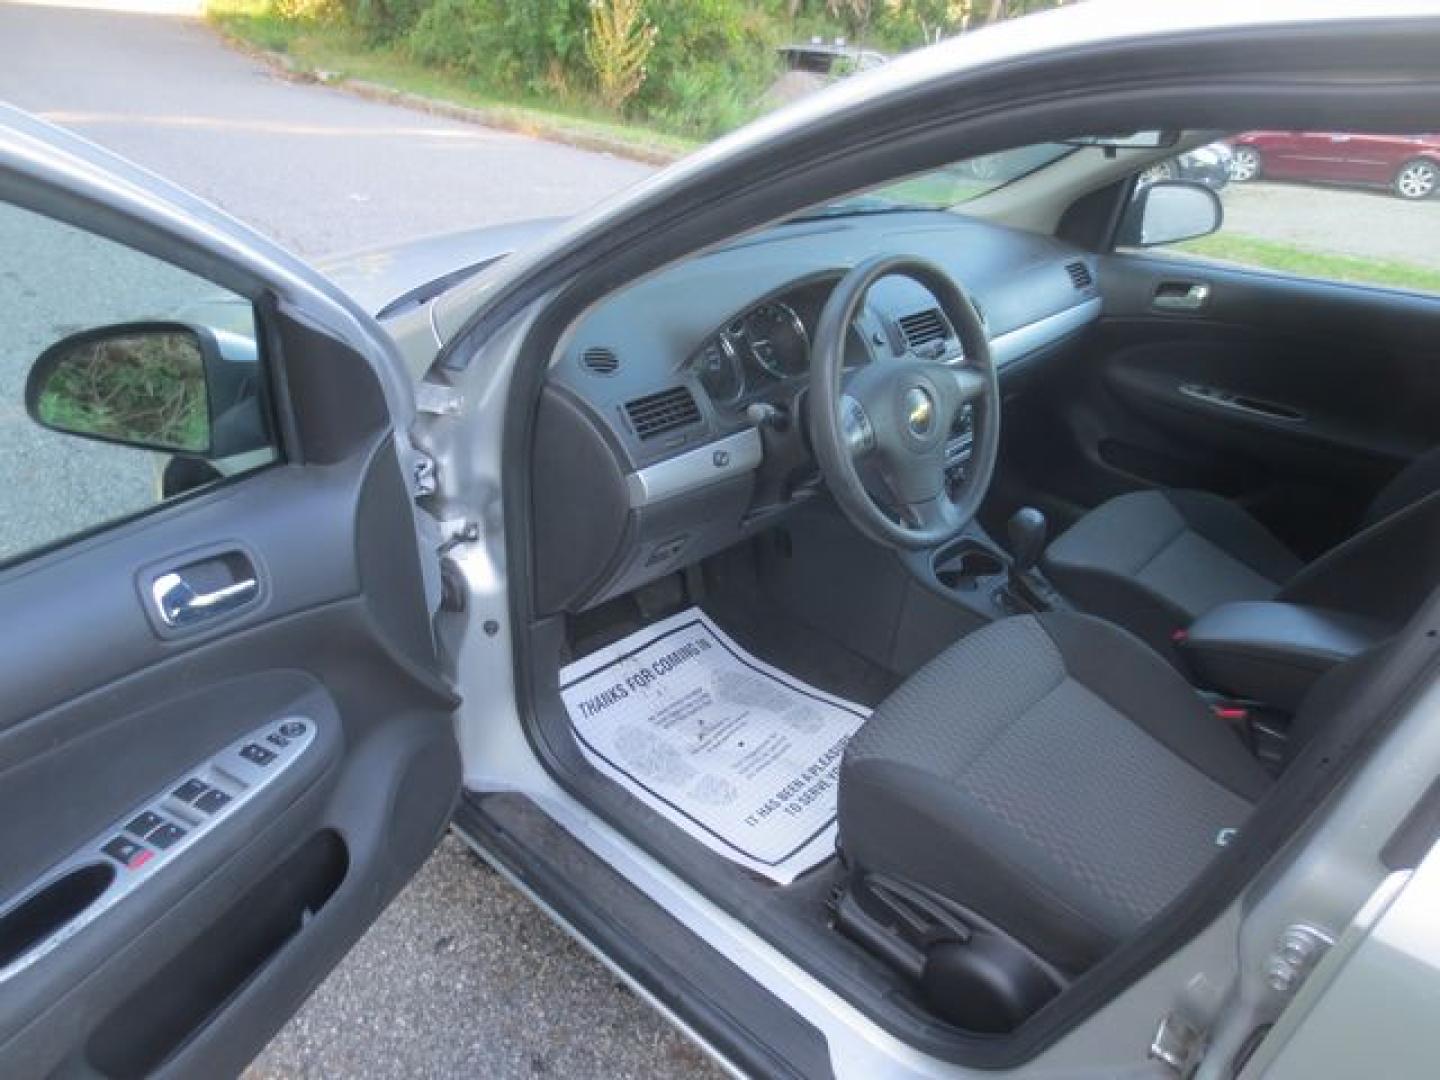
[934,544,1005,591]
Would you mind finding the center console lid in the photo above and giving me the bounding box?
[1181,601,1391,712]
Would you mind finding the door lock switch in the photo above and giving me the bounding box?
[279,721,306,739]
[240,743,276,766]
[102,836,152,869]
[148,823,187,850]
[126,811,165,838]
[266,732,290,748]
[193,788,232,814]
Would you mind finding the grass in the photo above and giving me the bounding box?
[205,1,698,162]
[38,332,209,453]
[1177,233,1440,295]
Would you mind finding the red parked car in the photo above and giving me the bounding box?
[1228,131,1440,199]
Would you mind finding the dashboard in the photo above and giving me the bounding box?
[531,210,1102,614]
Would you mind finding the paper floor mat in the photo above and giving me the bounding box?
[559,608,870,884]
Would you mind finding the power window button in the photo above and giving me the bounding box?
[194,788,232,815]
[173,779,209,803]
[126,811,164,838]
[240,743,276,767]
[149,823,187,849]
[102,836,152,869]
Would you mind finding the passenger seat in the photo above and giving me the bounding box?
[1042,448,1440,657]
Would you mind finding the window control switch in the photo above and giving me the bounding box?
[126,811,165,838]
[173,778,209,804]
[148,823,187,849]
[193,788,232,814]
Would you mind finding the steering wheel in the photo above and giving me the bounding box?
[807,255,1000,550]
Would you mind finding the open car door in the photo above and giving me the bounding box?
[0,109,459,1076]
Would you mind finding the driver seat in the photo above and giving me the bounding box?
[837,611,1272,973]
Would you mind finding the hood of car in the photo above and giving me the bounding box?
[314,217,562,321]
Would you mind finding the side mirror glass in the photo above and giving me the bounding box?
[1120,179,1224,247]
[26,323,217,456]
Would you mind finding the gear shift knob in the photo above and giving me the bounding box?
[1006,507,1047,575]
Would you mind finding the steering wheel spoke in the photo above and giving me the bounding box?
[944,364,988,405]
[902,493,961,535]
[840,395,876,458]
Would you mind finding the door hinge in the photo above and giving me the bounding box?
[1265,923,1333,997]
[412,454,438,498]
[437,518,480,553]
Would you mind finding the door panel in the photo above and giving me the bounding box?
[0,441,459,1079]
[0,121,459,1076]
[1015,254,1440,558]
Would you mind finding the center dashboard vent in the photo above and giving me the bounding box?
[580,346,619,375]
[624,386,702,440]
[896,308,948,349]
[1066,260,1095,290]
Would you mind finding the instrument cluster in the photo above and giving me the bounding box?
[691,299,812,407]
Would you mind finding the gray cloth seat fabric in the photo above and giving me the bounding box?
[1043,443,1440,657]
[1042,489,1303,656]
[837,612,1271,973]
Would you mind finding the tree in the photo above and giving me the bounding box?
[585,0,657,110]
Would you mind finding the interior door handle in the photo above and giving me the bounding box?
[1153,282,1211,312]
[151,562,258,627]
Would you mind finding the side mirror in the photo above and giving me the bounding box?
[26,322,260,458]
[1119,180,1224,247]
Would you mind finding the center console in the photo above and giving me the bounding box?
[904,507,1069,626]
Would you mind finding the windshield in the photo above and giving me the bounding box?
[804,143,1077,219]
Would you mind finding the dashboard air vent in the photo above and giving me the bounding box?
[581,346,619,375]
[624,386,701,440]
[1066,260,1095,290]
[897,308,948,349]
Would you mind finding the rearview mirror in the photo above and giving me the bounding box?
[1119,180,1224,248]
[1063,131,1179,150]
[26,323,217,456]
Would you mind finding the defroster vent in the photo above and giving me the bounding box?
[1066,261,1095,290]
[581,346,619,375]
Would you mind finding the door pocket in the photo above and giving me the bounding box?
[84,830,348,1079]
[0,863,114,971]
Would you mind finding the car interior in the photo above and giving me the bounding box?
[501,131,1440,1044]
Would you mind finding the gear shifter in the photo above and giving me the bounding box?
[1002,507,1060,612]
[1006,507,1047,576]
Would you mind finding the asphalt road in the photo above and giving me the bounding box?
[0,4,716,1078]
